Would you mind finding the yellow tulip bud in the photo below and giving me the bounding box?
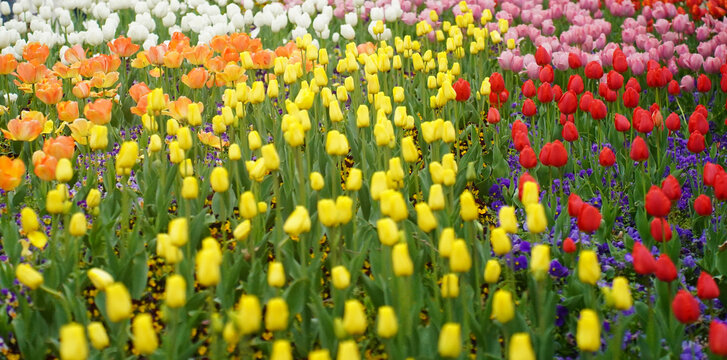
[428,184,445,210]
[165,274,186,308]
[392,242,414,276]
[337,340,360,360]
[577,309,600,352]
[310,172,325,190]
[89,125,108,150]
[441,273,459,298]
[233,220,251,241]
[387,157,405,185]
[530,244,550,280]
[377,218,399,246]
[611,276,633,310]
[521,181,539,206]
[438,228,455,257]
[376,306,398,338]
[370,171,389,200]
[271,340,292,360]
[283,206,311,237]
[507,38,516,49]
[168,218,188,247]
[318,199,339,227]
[16,263,43,289]
[166,118,180,136]
[187,103,202,126]
[442,121,456,143]
[498,18,509,33]
[55,158,73,182]
[380,190,408,221]
[325,130,349,156]
[147,134,161,153]
[195,243,221,287]
[459,190,478,221]
[27,231,47,249]
[402,136,419,163]
[498,206,518,233]
[356,105,370,128]
[248,130,262,150]
[87,268,114,290]
[239,191,258,219]
[331,266,351,290]
[309,349,331,360]
[60,323,87,360]
[86,189,101,208]
[393,86,404,103]
[181,176,198,199]
[87,322,109,350]
[21,207,39,233]
[450,239,471,273]
[508,333,535,360]
[416,203,438,233]
[438,323,461,358]
[265,297,289,331]
[267,261,286,288]
[132,314,158,355]
[346,168,362,191]
[66,212,86,236]
[116,141,138,170]
[490,227,511,255]
[578,250,601,285]
[236,295,262,335]
[261,144,280,171]
[484,259,501,284]
[336,196,353,225]
[343,300,367,335]
[492,289,514,323]
[46,189,66,214]
[105,282,132,322]
[525,203,547,234]
[210,167,229,193]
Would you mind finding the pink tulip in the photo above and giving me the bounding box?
[680,75,695,92]
[654,19,670,34]
[704,57,722,74]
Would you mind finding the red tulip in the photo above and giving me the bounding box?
[539,142,552,166]
[632,242,656,275]
[697,74,711,92]
[665,112,680,131]
[696,104,708,119]
[517,173,539,201]
[687,131,705,153]
[522,79,536,98]
[661,175,682,201]
[622,87,640,108]
[614,113,631,132]
[589,99,607,120]
[453,78,471,101]
[486,107,501,124]
[688,112,708,135]
[625,77,642,92]
[585,61,603,79]
[605,89,618,102]
[522,98,537,117]
[539,65,554,83]
[535,45,551,66]
[548,140,568,167]
[519,146,537,169]
[697,272,720,299]
[568,193,584,217]
[562,122,579,142]
[563,237,577,253]
[577,204,602,233]
[704,162,724,187]
[633,107,654,133]
[650,217,672,242]
[599,147,615,167]
[513,132,530,151]
[559,113,574,125]
[490,72,505,93]
[613,51,628,73]
[558,90,577,114]
[670,75,681,94]
[512,119,528,137]
[568,52,582,69]
[537,82,553,103]
[579,91,593,112]
[645,185,671,217]
[646,67,668,88]
[607,70,624,90]
[552,85,563,102]
[709,321,727,356]
[694,194,713,216]
[672,290,700,324]
[598,82,609,98]
[629,136,649,162]
[567,75,584,94]
[722,75,727,92]
[655,254,678,282]
[716,172,727,201]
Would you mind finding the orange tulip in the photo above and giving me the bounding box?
[14,62,49,84]
[168,32,191,52]
[68,118,94,145]
[107,36,140,58]
[56,101,79,123]
[204,56,225,73]
[275,41,297,58]
[164,97,203,121]
[357,42,377,55]
[0,54,18,74]
[36,80,63,105]
[198,131,228,149]
[231,33,261,52]
[72,81,92,99]
[79,54,120,77]
[32,151,58,181]
[22,42,50,65]
[0,156,26,191]
[63,44,86,65]
[129,82,151,103]
[84,99,113,125]
[252,50,275,69]
[43,136,75,160]
[90,71,120,89]
[218,64,247,86]
[181,68,209,89]
[209,35,229,53]
[183,45,212,66]
[2,112,45,141]
[146,45,167,66]
[130,95,149,117]
[164,51,184,68]
[52,62,79,79]
[221,46,240,63]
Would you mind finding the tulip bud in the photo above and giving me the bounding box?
[248,131,262,150]
[484,259,501,284]
[233,220,251,241]
[187,103,202,126]
[236,295,261,335]
[459,190,478,221]
[490,227,511,255]
[498,206,518,233]
[492,289,514,323]
[521,181,539,206]
[346,168,362,191]
[165,274,186,308]
[356,105,370,128]
[116,141,138,170]
[578,250,601,285]
[402,136,418,163]
[343,300,367,335]
[87,322,109,350]
[377,218,399,246]
[309,349,331,360]
[210,167,229,193]
[438,228,455,257]
[450,239,472,272]
[271,340,292,360]
[239,191,258,219]
[331,266,351,289]
[265,297,289,331]
[530,244,550,280]
[195,241,221,287]
[105,282,132,322]
[337,340,360,360]
[611,276,633,310]
[87,268,114,290]
[576,309,600,352]
[508,333,535,360]
[310,172,325,190]
[438,323,461,358]
[21,207,39,233]
[416,203,438,233]
[16,263,43,289]
[132,314,159,355]
[86,189,101,208]
[376,306,398,338]
[89,125,108,150]
[68,212,86,236]
[148,134,162,153]
[168,218,188,247]
[166,118,180,136]
[60,322,88,360]
[261,144,280,170]
[392,242,414,276]
[168,141,184,163]
[428,184,445,210]
[525,203,547,233]
[336,196,353,225]
[46,189,66,214]
[283,206,311,237]
[181,176,198,199]
[441,273,459,298]
[267,261,286,288]
[55,158,73,182]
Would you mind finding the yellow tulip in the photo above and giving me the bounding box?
[236,295,261,335]
[239,191,258,219]
[578,250,601,285]
[530,244,550,280]
[20,207,39,232]
[459,190,478,221]
[210,167,229,193]
[271,340,292,360]
[392,242,414,276]
[283,206,311,237]
[498,206,518,234]
[491,289,514,323]
[265,297,289,331]
[337,340,360,360]
[116,141,138,170]
[438,228,455,258]
[484,259,501,284]
[416,203,438,233]
[68,212,86,236]
[59,323,88,360]
[525,203,547,234]
[267,261,286,288]
[165,274,186,308]
[441,273,459,298]
[577,309,600,352]
[331,266,350,290]
[248,131,262,150]
[87,322,109,350]
[376,306,398,338]
[16,263,43,290]
[449,239,471,272]
[508,333,535,360]
[377,218,399,246]
[105,282,132,322]
[438,323,461,358]
[87,268,114,290]
[490,227,511,255]
[310,172,325,190]
[611,276,633,310]
[346,168,362,191]
[132,314,158,355]
[343,300,367,335]
[181,176,198,199]
[309,349,331,360]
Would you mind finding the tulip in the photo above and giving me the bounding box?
[492,289,514,323]
[577,204,602,233]
[331,266,350,290]
[655,254,678,282]
[343,300,367,335]
[346,168,362,191]
[438,323,461,358]
[116,141,138,170]
[710,321,727,356]
[271,340,292,360]
[392,243,414,276]
[310,172,324,190]
[165,274,186,308]
[578,250,601,285]
[168,218,188,247]
[209,167,229,193]
[577,309,600,352]
[694,194,713,216]
[459,190,478,221]
[237,295,261,334]
[526,203,547,233]
[132,314,158,355]
[530,244,550,279]
[20,207,39,232]
[60,323,88,360]
[181,177,198,199]
[377,218,399,246]
[438,228,455,257]
[87,268,114,290]
[337,340,360,360]
[698,272,720,299]
[309,349,331,360]
[672,290,700,324]
[632,242,656,275]
[233,220,251,241]
[612,276,633,310]
[105,282,132,322]
[449,239,472,273]
[416,203,438,233]
[87,322,109,350]
[267,261,286,288]
[376,306,398,338]
[630,136,649,162]
[650,218,672,242]
[599,148,615,167]
[509,333,535,360]
[265,297,289,331]
[521,181,539,206]
[16,263,43,290]
[490,227,511,255]
[645,186,671,218]
[484,259,501,284]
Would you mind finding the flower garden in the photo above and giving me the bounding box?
[1,0,727,358]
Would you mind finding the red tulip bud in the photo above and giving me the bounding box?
[672,290,700,324]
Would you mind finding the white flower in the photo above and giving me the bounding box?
[162,13,176,28]
[143,33,158,50]
[291,26,307,41]
[332,32,340,42]
[152,2,169,18]
[0,2,10,16]
[301,0,315,15]
[242,0,253,10]
[345,12,357,26]
[128,22,149,42]
[231,13,245,29]
[370,7,384,21]
[340,24,355,40]
[312,14,329,33]
[226,4,240,18]
[272,14,287,33]
[4,93,18,103]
